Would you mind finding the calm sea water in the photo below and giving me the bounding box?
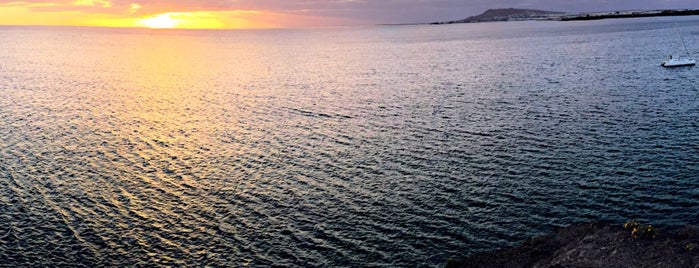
[1,16,699,267]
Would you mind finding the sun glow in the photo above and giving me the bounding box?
[0,2,360,29]
[139,13,178,29]
[136,12,228,29]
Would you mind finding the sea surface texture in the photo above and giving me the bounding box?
[1,16,698,267]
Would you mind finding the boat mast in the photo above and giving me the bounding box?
[675,22,692,57]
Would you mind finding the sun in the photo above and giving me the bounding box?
[139,13,178,29]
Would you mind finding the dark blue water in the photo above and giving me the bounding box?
[1,16,698,267]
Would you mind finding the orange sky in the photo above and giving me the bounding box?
[2,1,699,29]
[0,1,362,29]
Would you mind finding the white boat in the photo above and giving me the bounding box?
[662,24,695,68]
[661,55,696,67]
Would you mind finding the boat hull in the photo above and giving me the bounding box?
[661,59,696,67]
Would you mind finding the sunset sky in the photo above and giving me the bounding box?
[1,0,699,29]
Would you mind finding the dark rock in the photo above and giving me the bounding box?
[446,222,699,268]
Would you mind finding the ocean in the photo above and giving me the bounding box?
[1,16,698,267]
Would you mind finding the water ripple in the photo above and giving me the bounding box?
[2,19,699,267]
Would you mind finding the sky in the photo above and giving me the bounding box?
[1,0,698,29]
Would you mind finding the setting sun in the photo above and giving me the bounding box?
[139,13,177,29]
[136,12,231,29]
[0,1,362,29]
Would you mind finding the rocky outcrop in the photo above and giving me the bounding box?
[446,222,699,268]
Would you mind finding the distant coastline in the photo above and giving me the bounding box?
[432,8,699,25]
[432,8,563,24]
[560,9,699,21]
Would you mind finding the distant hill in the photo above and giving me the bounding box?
[433,8,564,24]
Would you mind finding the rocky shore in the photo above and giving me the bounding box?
[446,222,699,268]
